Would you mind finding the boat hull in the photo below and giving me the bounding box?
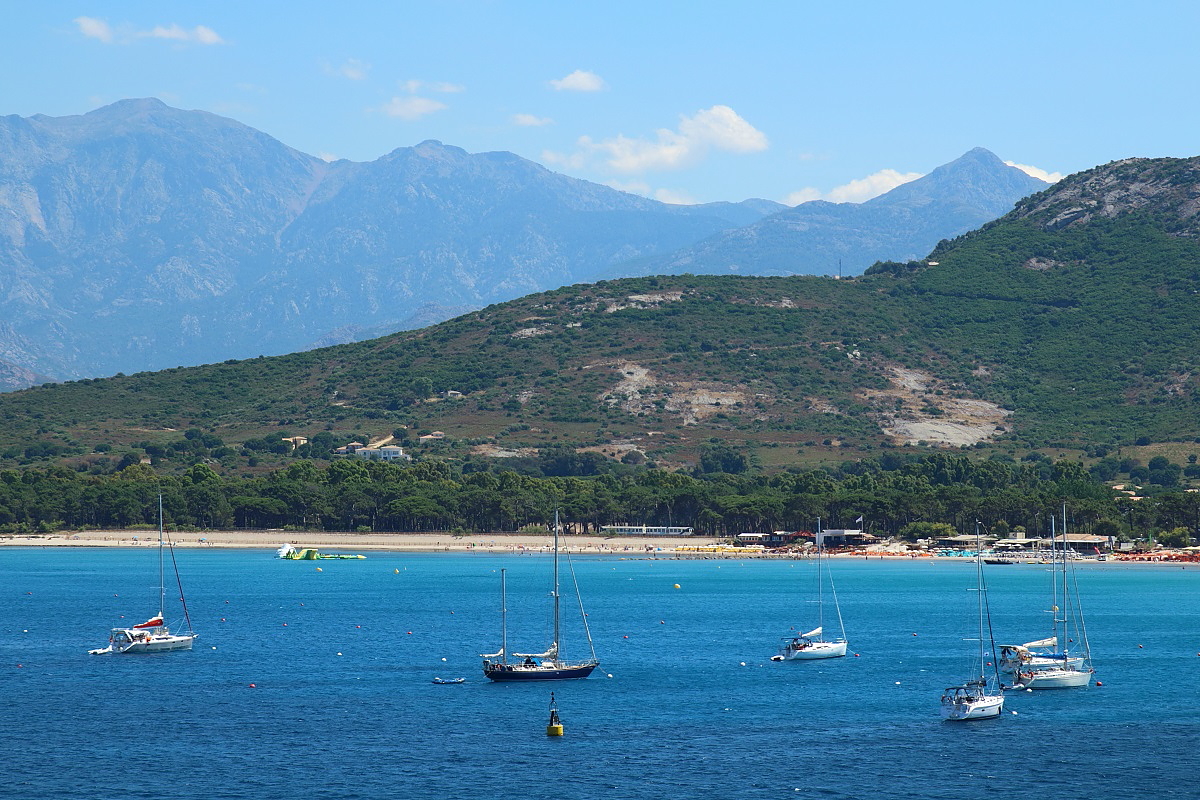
[1000,655,1084,673]
[941,694,1004,721]
[780,640,847,660]
[483,662,597,681]
[98,629,195,654]
[1016,667,1091,689]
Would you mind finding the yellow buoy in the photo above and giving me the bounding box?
[546,692,564,736]
[673,583,681,589]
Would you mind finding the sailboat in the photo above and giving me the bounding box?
[1011,504,1093,689]
[481,510,599,681]
[775,518,847,660]
[941,527,1005,721]
[89,495,196,655]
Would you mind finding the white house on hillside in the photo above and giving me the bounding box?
[354,444,411,462]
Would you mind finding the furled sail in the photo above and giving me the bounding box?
[801,626,822,639]
[480,648,505,659]
[132,615,164,629]
[1022,637,1057,649]
[513,643,558,659]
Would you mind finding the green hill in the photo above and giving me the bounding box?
[2,156,1200,477]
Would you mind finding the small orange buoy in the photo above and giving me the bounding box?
[282,623,287,626]
[854,653,860,657]
[623,635,629,639]
[407,631,413,635]
[248,683,257,688]
[1095,680,1103,686]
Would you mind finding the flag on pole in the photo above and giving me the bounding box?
[855,515,864,524]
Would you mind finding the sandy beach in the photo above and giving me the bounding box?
[0,529,725,555]
[3,530,1189,564]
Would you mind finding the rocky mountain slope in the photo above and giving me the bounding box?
[0,100,1045,388]
[0,99,771,385]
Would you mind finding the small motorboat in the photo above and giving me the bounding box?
[432,677,465,684]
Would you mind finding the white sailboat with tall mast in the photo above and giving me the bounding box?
[1011,504,1093,689]
[775,517,847,660]
[481,509,599,681]
[90,494,196,654]
[941,523,1005,720]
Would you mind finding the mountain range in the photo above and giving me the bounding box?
[0,99,1046,387]
[2,153,1199,476]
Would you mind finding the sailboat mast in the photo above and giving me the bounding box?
[553,509,561,663]
[157,493,166,620]
[500,568,508,664]
[816,517,824,630]
[1061,502,1070,655]
[1050,514,1061,646]
[974,521,985,681]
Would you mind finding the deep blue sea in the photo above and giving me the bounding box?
[3,548,1198,800]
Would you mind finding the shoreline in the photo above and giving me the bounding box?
[0,530,1191,564]
[0,530,720,555]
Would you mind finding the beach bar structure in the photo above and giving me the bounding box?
[816,528,877,547]
[600,525,694,536]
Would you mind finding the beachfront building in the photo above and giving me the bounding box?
[817,528,878,548]
[354,445,412,462]
[1036,533,1113,554]
[738,531,808,545]
[600,525,694,536]
[934,534,999,551]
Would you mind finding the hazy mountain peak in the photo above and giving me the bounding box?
[865,147,1047,209]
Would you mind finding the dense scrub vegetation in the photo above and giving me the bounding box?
[2,454,1194,546]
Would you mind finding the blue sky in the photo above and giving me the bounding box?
[5,2,1198,205]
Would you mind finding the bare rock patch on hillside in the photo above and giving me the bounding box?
[859,367,1011,446]
[595,360,749,425]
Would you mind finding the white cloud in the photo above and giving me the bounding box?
[400,79,464,94]
[75,17,113,43]
[75,17,224,45]
[144,24,223,44]
[550,70,606,92]
[784,168,923,206]
[338,59,370,81]
[513,113,553,127]
[782,187,822,205]
[545,105,767,175]
[653,188,697,205]
[376,96,448,120]
[1005,161,1064,183]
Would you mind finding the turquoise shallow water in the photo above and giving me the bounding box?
[2,548,1198,799]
